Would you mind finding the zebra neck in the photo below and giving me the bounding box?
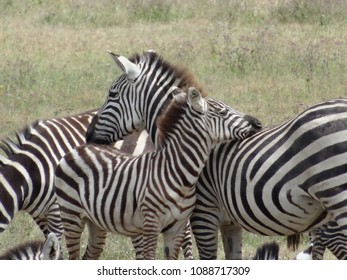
[142,81,181,146]
[157,135,212,187]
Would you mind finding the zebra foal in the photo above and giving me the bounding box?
[85,51,347,260]
[55,87,257,260]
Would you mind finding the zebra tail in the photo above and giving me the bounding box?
[287,233,302,251]
[253,242,279,260]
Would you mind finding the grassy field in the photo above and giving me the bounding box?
[0,0,346,259]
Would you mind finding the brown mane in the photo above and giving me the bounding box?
[0,239,43,260]
[129,51,207,97]
[0,121,40,164]
[156,93,188,147]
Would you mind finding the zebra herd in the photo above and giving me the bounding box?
[0,50,346,260]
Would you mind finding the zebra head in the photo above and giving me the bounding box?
[40,232,62,260]
[157,87,262,147]
[86,51,261,145]
[86,51,145,144]
[186,87,261,144]
[0,233,62,260]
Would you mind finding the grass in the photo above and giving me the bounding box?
[0,0,346,259]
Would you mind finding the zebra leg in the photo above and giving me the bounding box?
[60,208,85,260]
[131,228,192,260]
[30,200,63,243]
[45,200,64,241]
[82,221,108,260]
[142,212,160,260]
[131,235,144,260]
[163,222,187,260]
[190,211,220,259]
[315,188,347,259]
[309,227,325,260]
[32,216,49,237]
[321,221,347,260]
[220,223,243,260]
[142,232,159,260]
[181,221,194,260]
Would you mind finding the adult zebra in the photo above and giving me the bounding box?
[0,109,153,243]
[0,233,61,260]
[86,51,347,260]
[55,87,259,260]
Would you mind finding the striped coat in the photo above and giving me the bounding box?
[85,51,347,259]
[55,87,259,259]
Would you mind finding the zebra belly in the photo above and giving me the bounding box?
[83,201,144,237]
[78,184,144,236]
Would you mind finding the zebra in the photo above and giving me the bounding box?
[299,221,347,260]
[54,86,259,260]
[192,99,347,260]
[0,233,61,260]
[85,51,347,260]
[0,109,153,245]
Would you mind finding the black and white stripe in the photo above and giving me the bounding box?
[0,109,153,243]
[86,51,260,145]
[192,98,347,259]
[85,51,347,260]
[302,221,347,260]
[0,233,61,260]
[55,87,258,260]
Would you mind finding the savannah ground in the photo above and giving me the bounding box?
[0,0,346,259]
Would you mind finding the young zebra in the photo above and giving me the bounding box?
[86,51,347,260]
[55,87,258,260]
[0,109,153,248]
[0,233,61,260]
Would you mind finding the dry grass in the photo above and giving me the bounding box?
[0,0,346,259]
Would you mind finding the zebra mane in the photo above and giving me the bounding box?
[129,51,207,97]
[156,93,187,147]
[0,121,39,165]
[0,239,43,260]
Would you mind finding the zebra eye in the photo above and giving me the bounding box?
[109,90,119,98]
[219,108,229,116]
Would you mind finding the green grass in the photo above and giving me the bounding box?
[0,0,346,259]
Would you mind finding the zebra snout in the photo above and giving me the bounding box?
[244,115,262,133]
[85,114,99,143]
[85,127,102,144]
[85,115,113,144]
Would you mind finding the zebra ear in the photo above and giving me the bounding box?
[108,51,140,82]
[188,87,206,113]
[40,233,61,260]
[168,86,184,98]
